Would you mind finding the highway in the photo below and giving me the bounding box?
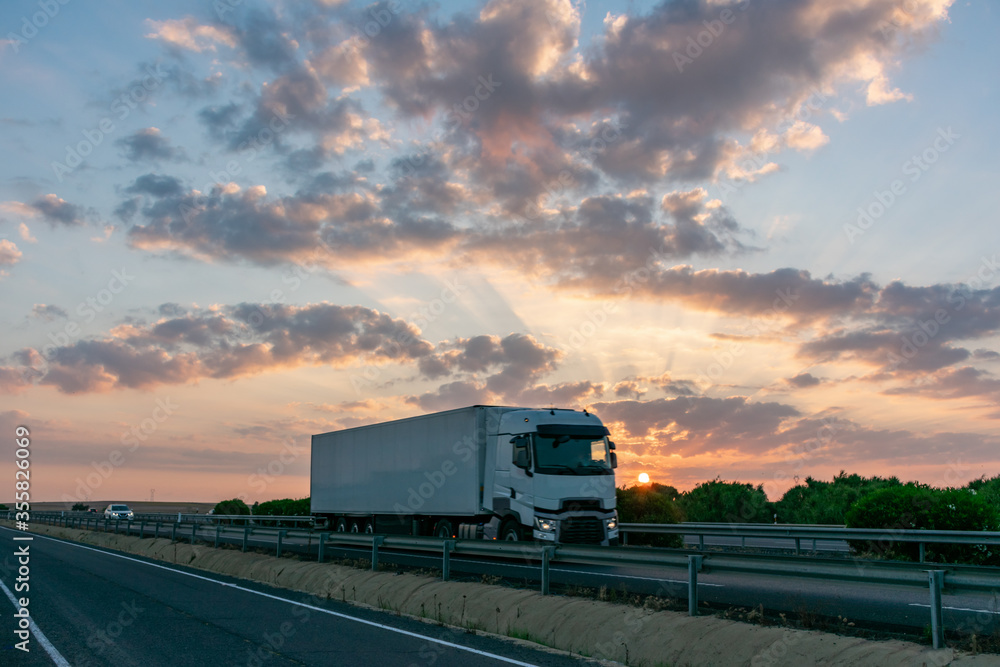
[0,527,597,666]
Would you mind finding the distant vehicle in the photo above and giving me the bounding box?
[104,504,134,520]
[311,406,619,545]
[88,508,97,514]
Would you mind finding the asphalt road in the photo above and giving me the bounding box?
[0,527,598,667]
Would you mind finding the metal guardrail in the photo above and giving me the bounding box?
[12,512,1000,649]
[32,510,314,526]
[620,522,1000,562]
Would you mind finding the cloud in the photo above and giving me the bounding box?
[464,188,752,284]
[124,180,457,266]
[125,173,185,198]
[117,128,186,163]
[0,239,22,271]
[31,304,68,321]
[2,302,433,394]
[591,394,1000,469]
[593,396,801,456]
[144,17,236,52]
[409,333,572,409]
[785,372,822,388]
[3,194,86,227]
[884,366,1000,408]
[313,0,951,205]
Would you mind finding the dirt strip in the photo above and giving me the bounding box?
[11,521,998,667]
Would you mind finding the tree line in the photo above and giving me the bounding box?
[616,472,1000,564]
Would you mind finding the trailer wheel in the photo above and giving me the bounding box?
[433,519,453,539]
[335,518,347,532]
[350,520,360,533]
[500,519,522,541]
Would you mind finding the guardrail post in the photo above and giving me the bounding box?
[371,536,385,571]
[191,523,197,544]
[688,555,704,616]
[171,523,178,543]
[928,570,945,649]
[698,534,704,551]
[243,527,251,553]
[277,530,285,558]
[215,524,221,548]
[794,538,801,555]
[178,512,182,523]
[155,522,161,539]
[442,540,454,581]
[115,519,120,534]
[919,542,926,563]
[140,521,146,538]
[541,546,556,595]
[318,533,327,563]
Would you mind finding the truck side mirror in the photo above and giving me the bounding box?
[610,452,618,469]
[514,447,529,469]
[608,440,616,450]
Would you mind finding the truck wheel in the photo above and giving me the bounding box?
[363,519,374,534]
[501,520,522,541]
[335,518,347,532]
[350,520,360,533]
[433,519,453,539]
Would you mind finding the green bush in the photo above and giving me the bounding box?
[213,498,250,524]
[845,485,999,565]
[616,484,683,547]
[254,497,310,517]
[967,475,1000,508]
[252,497,310,528]
[774,472,902,525]
[678,478,772,524]
[71,502,89,512]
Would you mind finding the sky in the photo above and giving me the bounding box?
[1,0,997,506]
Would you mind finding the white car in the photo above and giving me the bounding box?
[104,504,134,520]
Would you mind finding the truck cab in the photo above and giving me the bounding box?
[489,408,619,545]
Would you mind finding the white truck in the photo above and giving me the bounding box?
[310,405,619,545]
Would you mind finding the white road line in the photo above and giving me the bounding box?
[0,576,72,667]
[909,603,1000,615]
[4,529,539,667]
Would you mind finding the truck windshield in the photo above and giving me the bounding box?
[532,434,613,475]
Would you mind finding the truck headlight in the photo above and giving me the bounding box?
[605,512,618,531]
[534,517,556,532]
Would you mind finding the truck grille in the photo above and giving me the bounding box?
[560,499,602,512]
[560,517,603,544]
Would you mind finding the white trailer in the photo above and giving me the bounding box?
[310,405,619,545]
